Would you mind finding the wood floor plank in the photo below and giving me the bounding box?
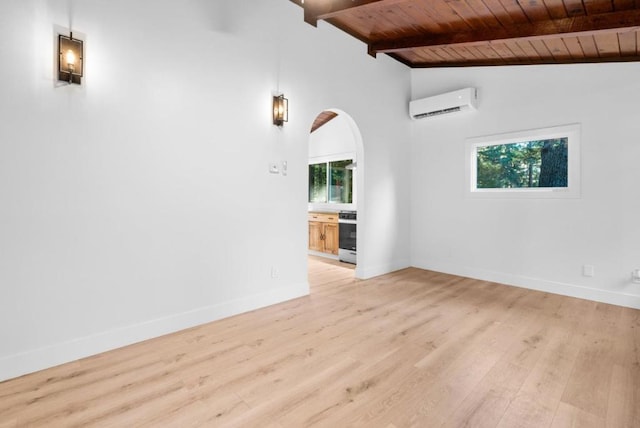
[560,333,615,418]
[0,255,638,427]
[223,356,364,427]
[441,361,530,428]
[606,364,640,428]
[550,401,605,428]
[275,345,424,427]
[0,420,16,428]
[496,328,582,428]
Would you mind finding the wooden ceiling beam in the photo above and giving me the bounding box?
[411,55,640,68]
[370,9,640,53]
[303,0,386,27]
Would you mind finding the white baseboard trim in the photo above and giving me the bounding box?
[0,282,309,382]
[308,250,339,260]
[412,259,640,310]
[356,258,411,280]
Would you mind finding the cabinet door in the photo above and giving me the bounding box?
[323,223,339,255]
[309,221,324,251]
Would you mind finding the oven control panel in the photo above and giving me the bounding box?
[338,210,357,221]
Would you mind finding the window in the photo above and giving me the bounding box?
[465,124,581,198]
[308,159,353,204]
[309,163,327,203]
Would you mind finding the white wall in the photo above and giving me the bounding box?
[308,113,357,160]
[0,0,411,381]
[410,63,640,309]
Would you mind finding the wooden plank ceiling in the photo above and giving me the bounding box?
[290,0,640,67]
[311,110,339,133]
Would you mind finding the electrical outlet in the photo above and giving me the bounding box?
[271,267,279,279]
[269,162,279,174]
[582,265,595,277]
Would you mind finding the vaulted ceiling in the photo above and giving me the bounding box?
[310,110,339,133]
[290,0,640,67]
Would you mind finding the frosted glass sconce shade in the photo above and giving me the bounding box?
[58,34,83,85]
[273,94,288,126]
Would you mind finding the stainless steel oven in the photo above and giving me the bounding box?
[338,210,357,264]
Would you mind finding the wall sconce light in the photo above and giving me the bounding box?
[58,33,84,85]
[273,94,288,127]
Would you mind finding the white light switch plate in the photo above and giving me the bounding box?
[269,162,279,174]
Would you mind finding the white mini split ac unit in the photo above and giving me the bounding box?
[409,87,478,119]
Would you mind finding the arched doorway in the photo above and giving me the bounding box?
[307,109,365,279]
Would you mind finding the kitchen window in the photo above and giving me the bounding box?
[309,159,353,204]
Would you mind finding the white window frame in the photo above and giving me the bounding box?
[465,124,581,199]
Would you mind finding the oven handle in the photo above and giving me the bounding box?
[338,219,357,224]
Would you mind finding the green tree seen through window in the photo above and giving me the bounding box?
[308,160,353,203]
[476,138,568,189]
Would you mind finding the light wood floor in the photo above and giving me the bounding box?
[1,257,639,427]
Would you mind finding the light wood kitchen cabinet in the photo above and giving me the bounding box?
[308,212,339,255]
[308,221,324,252]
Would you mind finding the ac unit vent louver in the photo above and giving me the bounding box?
[409,88,477,120]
